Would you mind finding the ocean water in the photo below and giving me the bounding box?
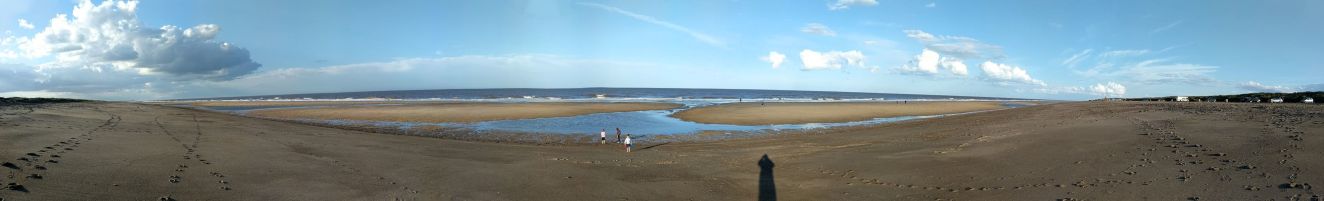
[176,88,1024,101]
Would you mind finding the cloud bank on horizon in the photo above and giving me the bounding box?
[0,0,1321,100]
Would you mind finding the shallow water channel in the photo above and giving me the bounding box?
[190,101,1027,141]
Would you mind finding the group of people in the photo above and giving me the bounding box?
[599,128,632,152]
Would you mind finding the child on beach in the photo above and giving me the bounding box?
[599,129,607,144]
[624,134,632,152]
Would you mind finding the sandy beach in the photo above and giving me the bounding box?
[245,102,681,123]
[2,101,1322,200]
[672,101,1007,125]
[186,101,407,107]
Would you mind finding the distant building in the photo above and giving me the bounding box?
[1175,96,1190,102]
[1305,97,1315,103]
[1271,98,1284,103]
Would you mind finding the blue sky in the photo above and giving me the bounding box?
[1,0,1321,100]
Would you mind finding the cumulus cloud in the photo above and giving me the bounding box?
[828,0,878,10]
[1239,81,1296,93]
[897,49,968,76]
[799,49,865,70]
[0,0,260,100]
[800,23,836,36]
[1089,82,1126,97]
[901,30,1002,60]
[898,49,939,74]
[17,19,35,29]
[979,61,1044,86]
[761,51,786,68]
[17,0,260,80]
[941,57,968,76]
[578,2,725,48]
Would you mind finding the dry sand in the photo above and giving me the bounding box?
[672,101,1007,125]
[2,101,1322,200]
[245,102,681,123]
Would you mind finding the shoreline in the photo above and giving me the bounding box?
[671,101,1008,125]
[206,101,1023,144]
[243,102,682,123]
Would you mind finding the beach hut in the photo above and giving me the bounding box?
[1305,97,1315,103]
[1270,98,1284,103]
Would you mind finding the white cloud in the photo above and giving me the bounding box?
[578,3,725,48]
[1061,49,1092,66]
[901,30,1002,60]
[898,49,940,74]
[1065,47,1220,87]
[1239,81,1296,93]
[15,0,259,81]
[168,54,761,100]
[799,49,865,70]
[925,2,937,8]
[979,61,1045,86]
[1099,49,1150,58]
[2,54,717,100]
[0,0,261,100]
[761,51,786,68]
[828,0,878,10]
[1114,61,1218,84]
[1089,82,1127,97]
[17,19,34,29]
[800,23,836,36]
[940,57,968,76]
[897,49,968,76]
[903,30,937,43]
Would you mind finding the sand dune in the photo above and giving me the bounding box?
[2,102,1322,200]
[245,102,682,123]
[672,101,1007,125]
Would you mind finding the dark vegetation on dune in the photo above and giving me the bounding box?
[1121,91,1324,103]
[0,97,90,106]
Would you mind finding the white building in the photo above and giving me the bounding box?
[1271,98,1284,103]
[1305,97,1315,103]
[1175,96,1190,102]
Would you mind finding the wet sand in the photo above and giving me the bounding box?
[2,101,1322,200]
[672,101,1007,125]
[245,102,682,123]
[186,101,405,107]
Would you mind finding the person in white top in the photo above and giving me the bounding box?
[624,134,633,153]
[599,129,607,144]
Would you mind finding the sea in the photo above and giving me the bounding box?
[175,88,1025,101]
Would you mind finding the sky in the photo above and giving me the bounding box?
[1,0,1322,100]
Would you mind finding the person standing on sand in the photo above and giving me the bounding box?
[599,129,607,144]
[615,128,622,143]
[624,134,633,153]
